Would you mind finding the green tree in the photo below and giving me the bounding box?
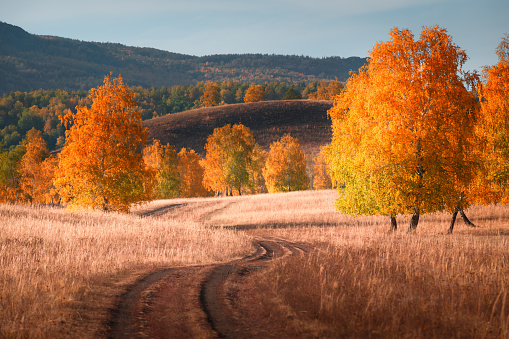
[143,140,180,199]
[283,87,302,100]
[0,141,26,203]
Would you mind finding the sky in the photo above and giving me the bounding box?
[2,0,508,72]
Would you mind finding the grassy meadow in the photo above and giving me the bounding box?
[1,190,509,337]
[0,202,252,338]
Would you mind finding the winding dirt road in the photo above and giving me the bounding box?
[108,214,311,338]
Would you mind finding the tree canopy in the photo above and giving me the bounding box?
[325,26,479,231]
[244,84,267,103]
[178,148,208,198]
[475,34,509,204]
[263,134,309,193]
[54,74,154,212]
[202,124,255,196]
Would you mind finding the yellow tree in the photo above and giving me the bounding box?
[308,80,344,100]
[143,140,179,199]
[202,124,255,196]
[247,144,267,194]
[202,82,221,107]
[178,148,208,198]
[263,134,309,193]
[19,129,56,204]
[54,74,154,212]
[244,84,266,103]
[326,26,479,232]
[313,148,332,190]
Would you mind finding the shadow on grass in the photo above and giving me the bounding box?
[210,221,360,230]
[138,203,187,218]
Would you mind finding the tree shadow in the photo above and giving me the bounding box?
[137,203,187,218]
[210,221,352,230]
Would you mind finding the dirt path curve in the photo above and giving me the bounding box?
[108,237,311,338]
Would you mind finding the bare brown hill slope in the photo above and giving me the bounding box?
[143,100,334,157]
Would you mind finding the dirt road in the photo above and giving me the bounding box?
[108,223,311,338]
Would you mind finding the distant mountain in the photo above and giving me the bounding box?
[0,22,366,94]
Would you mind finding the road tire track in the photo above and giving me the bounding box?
[108,238,310,338]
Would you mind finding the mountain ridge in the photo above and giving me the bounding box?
[0,22,366,94]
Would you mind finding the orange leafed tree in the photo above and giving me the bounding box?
[54,74,154,212]
[202,124,255,196]
[308,80,344,100]
[326,26,479,232]
[263,134,309,193]
[244,84,266,103]
[19,129,58,204]
[475,34,509,204]
[178,148,208,198]
[312,148,332,190]
[202,82,222,107]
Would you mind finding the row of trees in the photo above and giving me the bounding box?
[0,80,342,151]
[0,75,332,211]
[325,26,509,233]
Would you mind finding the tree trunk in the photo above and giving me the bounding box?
[389,215,397,233]
[408,207,420,232]
[409,140,424,233]
[102,196,109,212]
[447,209,459,234]
[460,209,477,227]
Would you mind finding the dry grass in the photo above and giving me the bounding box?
[204,190,509,338]
[2,190,509,338]
[0,202,252,338]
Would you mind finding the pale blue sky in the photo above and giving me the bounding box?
[2,0,508,72]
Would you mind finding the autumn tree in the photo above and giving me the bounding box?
[263,134,309,193]
[326,26,479,232]
[466,35,509,210]
[143,140,179,199]
[178,148,208,198]
[313,148,332,190]
[247,144,267,194]
[244,84,267,103]
[54,74,154,212]
[202,82,222,107]
[202,124,255,196]
[308,79,344,100]
[19,129,57,204]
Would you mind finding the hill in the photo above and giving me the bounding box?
[143,100,334,158]
[0,22,366,94]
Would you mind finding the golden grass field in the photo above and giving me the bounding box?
[1,189,509,337]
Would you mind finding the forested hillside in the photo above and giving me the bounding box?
[0,22,366,94]
[144,100,334,157]
[0,80,339,151]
